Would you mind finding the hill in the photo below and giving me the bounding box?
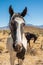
[24,25,43,34]
[0,26,9,30]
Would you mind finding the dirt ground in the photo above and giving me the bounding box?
[0,29,43,65]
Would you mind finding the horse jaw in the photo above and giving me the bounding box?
[22,33,27,51]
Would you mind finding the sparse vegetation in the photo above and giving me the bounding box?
[0,46,4,52]
[0,30,2,33]
[0,27,43,65]
[2,30,10,34]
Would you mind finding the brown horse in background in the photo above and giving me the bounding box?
[25,32,38,47]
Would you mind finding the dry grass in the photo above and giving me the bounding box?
[0,26,43,65]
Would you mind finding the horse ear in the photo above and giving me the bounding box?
[21,7,27,17]
[9,5,14,17]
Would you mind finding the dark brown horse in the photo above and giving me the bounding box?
[25,32,38,47]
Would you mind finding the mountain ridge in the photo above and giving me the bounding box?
[0,24,43,30]
[26,24,43,28]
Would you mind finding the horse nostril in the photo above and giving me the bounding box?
[16,44,22,51]
[13,43,23,52]
[17,44,21,50]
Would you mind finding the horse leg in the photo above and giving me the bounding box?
[10,52,16,65]
[29,41,30,47]
[27,40,30,47]
[18,59,23,65]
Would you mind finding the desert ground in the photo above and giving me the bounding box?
[0,26,43,65]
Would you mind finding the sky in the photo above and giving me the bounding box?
[0,0,43,27]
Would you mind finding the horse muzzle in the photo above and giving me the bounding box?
[13,43,23,52]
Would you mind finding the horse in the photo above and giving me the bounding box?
[25,32,38,47]
[6,5,27,65]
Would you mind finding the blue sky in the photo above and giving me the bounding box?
[0,0,43,27]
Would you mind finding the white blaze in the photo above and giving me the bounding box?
[15,17,27,50]
[17,24,22,44]
[15,17,24,44]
